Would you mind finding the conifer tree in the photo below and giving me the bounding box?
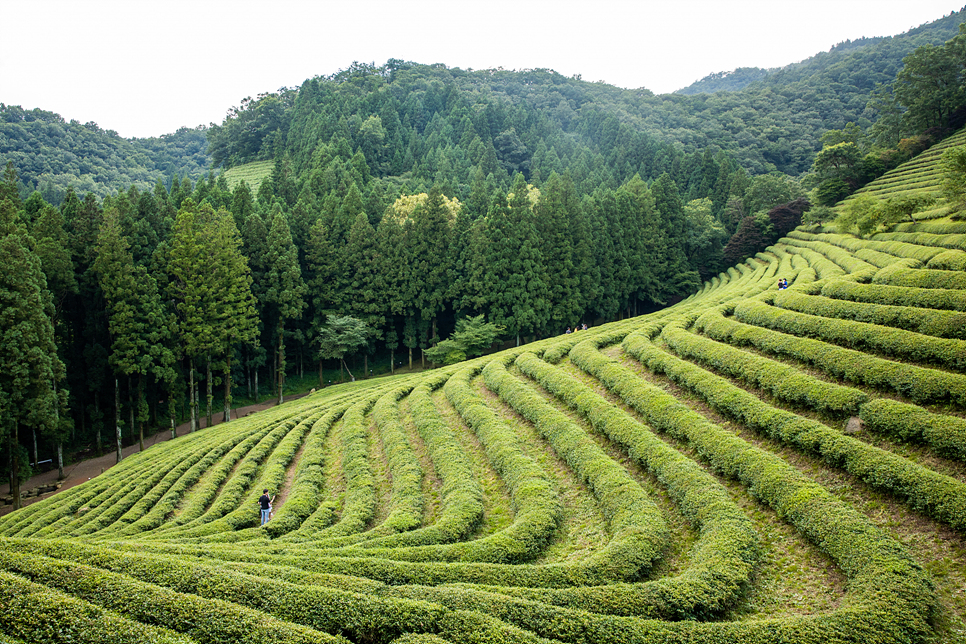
[535,172,582,333]
[167,200,216,432]
[211,210,259,421]
[95,207,173,455]
[410,185,453,343]
[0,198,62,508]
[29,201,76,476]
[483,176,550,343]
[263,209,306,404]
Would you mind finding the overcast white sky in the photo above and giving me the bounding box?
[1,0,963,138]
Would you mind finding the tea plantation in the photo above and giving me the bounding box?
[2,136,966,644]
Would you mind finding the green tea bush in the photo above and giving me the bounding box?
[773,288,966,339]
[860,398,966,461]
[707,303,966,406]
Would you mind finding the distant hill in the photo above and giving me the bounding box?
[677,11,962,95]
[0,104,210,203]
[2,6,964,201]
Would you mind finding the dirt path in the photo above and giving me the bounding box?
[0,398,289,517]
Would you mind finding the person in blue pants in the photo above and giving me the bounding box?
[259,489,274,526]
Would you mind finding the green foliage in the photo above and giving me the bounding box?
[0,106,209,202]
[316,315,370,377]
[424,315,504,365]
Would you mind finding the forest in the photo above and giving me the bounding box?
[3,7,966,483]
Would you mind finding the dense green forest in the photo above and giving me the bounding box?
[0,105,210,202]
[3,6,966,482]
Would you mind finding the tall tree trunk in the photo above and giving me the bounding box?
[246,348,253,399]
[408,347,412,371]
[277,322,285,406]
[137,373,145,452]
[206,357,213,428]
[254,368,259,403]
[223,350,232,423]
[31,429,38,470]
[57,443,64,480]
[95,396,102,455]
[390,350,394,374]
[364,354,368,379]
[10,424,20,511]
[128,376,135,446]
[169,396,177,440]
[189,358,197,433]
[115,378,123,463]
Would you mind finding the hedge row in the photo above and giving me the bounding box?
[0,569,195,644]
[820,278,966,312]
[304,398,378,542]
[346,363,561,564]
[278,380,423,547]
[336,377,484,550]
[781,245,846,279]
[0,419,251,536]
[668,310,868,415]
[2,539,548,644]
[709,302,966,406]
[860,398,966,461]
[926,249,966,270]
[739,296,966,372]
[1,455,158,539]
[894,219,966,235]
[541,318,642,365]
[875,230,966,253]
[66,426,246,538]
[278,391,388,542]
[0,551,345,644]
[773,288,966,339]
[98,426,257,539]
[513,351,759,619]
[629,321,966,533]
[143,411,302,538]
[873,261,966,290]
[182,410,327,543]
[265,398,355,539]
[146,413,306,540]
[20,436,192,539]
[788,230,947,264]
[281,360,558,565]
[566,336,939,644]
[481,359,670,582]
[779,236,877,276]
[320,383,427,550]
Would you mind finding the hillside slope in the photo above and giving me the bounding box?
[0,104,210,202]
[1,133,965,643]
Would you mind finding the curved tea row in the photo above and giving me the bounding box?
[1,220,965,642]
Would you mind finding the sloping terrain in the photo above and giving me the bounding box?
[1,139,965,644]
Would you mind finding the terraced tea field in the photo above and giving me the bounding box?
[221,160,274,195]
[3,147,966,644]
